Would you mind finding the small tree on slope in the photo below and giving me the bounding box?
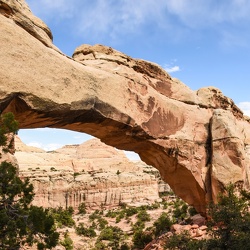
[0,113,59,250]
[206,184,250,250]
[165,184,250,250]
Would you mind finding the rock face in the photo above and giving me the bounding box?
[0,0,250,213]
[15,136,161,209]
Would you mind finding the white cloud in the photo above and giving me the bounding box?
[26,0,250,46]
[27,142,43,148]
[165,0,250,27]
[73,135,83,139]
[75,0,166,40]
[164,65,180,73]
[238,102,250,116]
[27,142,63,151]
[124,151,141,161]
[27,0,76,20]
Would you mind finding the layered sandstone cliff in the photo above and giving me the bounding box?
[15,136,162,209]
[0,0,250,213]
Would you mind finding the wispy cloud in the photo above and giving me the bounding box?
[164,65,180,73]
[27,142,63,151]
[238,102,250,116]
[124,151,141,161]
[27,0,76,20]
[26,0,250,47]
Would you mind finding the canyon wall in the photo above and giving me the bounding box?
[15,137,162,209]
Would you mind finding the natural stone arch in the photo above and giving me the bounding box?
[1,0,250,214]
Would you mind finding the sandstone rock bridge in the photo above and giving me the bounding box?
[1,0,250,214]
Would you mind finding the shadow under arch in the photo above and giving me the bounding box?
[1,93,207,214]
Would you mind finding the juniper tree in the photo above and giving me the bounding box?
[0,113,59,250]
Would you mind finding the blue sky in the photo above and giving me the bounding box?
[19,0,250,158]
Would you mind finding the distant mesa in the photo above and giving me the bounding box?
[15,136,167,209]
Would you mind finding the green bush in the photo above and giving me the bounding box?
[60,233,73,250]
[165,185,250,250]
[50,207,75,228]
[94,240,107,250]
[78,202,86,215]
[153,212,173,237]
[132,229,153,249]
[120,243,130,250]
[188,206,197,216]
[99,226,122,241]
[97,217,108,230]
[125,207,138,217]
[132,220,145,231]
[89,210,102,221]
[205,185,250,250]
[162,201,169,209]
[105,210,118,218]
[76,223,97,238]
[98,226,125,249]
[165,231,203,250]
[73,172,80,177]
[137,209,151,222]
[173,199,188,220]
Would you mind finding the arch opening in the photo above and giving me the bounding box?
[16,128,167,209]
[18,128,141,161]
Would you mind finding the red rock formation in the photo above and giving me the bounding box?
[0,0,250,213]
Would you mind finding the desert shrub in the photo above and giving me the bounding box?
[76,223,96,238]
[98,226,125,249]
[105,210,118,218]
[97,217,108,230]
[132,220,145,231]
[98,226,122,241]
[173,199,188,220]
[73,172,80,178]
[153,212,173,237]
[89,210,102,221]
[162,201,169,209]
[165,185,250,250]
[120,242,130,250]
[50,206,75,228]
[125,207,138,217]
[132,228,153,249]
[78,202,86,215]
[94,240,107,250]
[165,231,204,250]
[116,210,126,223]
[188,206,197,216]
[137,209,151,222]
[60,232,73,250]
[205,185,250,250]
[149,201,161,210]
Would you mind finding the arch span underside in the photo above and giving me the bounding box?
[4,93,208,213]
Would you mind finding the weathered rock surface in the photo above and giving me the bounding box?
[0,0,250,213]
[15,136,161,209]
